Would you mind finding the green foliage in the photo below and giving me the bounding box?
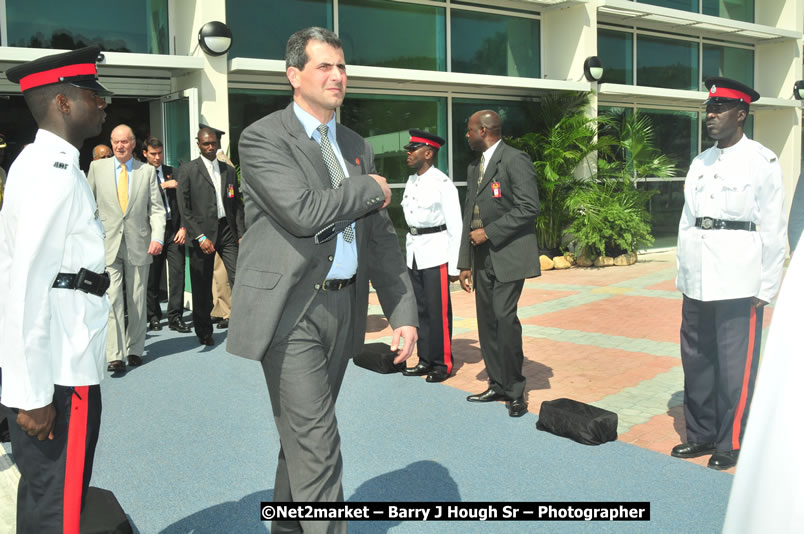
[507,92,613,250]
[566,110,677,258]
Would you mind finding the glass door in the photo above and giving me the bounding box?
[161,88,199,168]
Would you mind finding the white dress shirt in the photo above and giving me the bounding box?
[200,156,227,219]
[402,165,463,276]
[676,135,786,303]
[0,129,109,409]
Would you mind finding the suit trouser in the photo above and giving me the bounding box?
[261,285,355,534]
[473,243,526,400]
[147,219,186,321]
[211,253,232,319]
[8,385,101,534]
[680,296,762,452]
[188,219,238,339]
[409,260,453,374]
[106,240,149,361]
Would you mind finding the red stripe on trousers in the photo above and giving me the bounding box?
[440,264,452,373]
[63,386,89,534]
[732,306,757,450]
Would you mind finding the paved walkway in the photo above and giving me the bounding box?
[366,248,771,471]
[1,248,762,531]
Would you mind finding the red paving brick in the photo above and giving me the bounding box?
[523,294,682,343]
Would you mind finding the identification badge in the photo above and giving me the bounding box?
[227,184,235,198]
[491,181,501,198]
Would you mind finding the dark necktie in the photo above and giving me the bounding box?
[317,124,354,243]
[157,168,170,220]
[471,154,485,230]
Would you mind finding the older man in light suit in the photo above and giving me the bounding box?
[227,27,417,534]
[88,124,165,373]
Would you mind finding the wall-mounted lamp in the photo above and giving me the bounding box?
[794,80,804,100]
[583,56,604,82]
[198,21,233,56]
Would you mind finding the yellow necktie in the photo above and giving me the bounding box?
[117,166,129,212]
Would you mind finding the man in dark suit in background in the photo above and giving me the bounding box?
[177,127,244,346]
[144,136,190,333]
[227,26,417,534]
[458,109,540,418]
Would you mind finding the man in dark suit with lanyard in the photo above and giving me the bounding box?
[458,109,540,418]
[177,127,245,346]
[227,27,418,534]
[143,136,190,333]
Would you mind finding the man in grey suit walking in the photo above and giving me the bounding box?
[88,124,165,372]
[227,27,417,534]
[458,110,540,418]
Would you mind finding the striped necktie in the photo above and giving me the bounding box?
[471,154,485,229]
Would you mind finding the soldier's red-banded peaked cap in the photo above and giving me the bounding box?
[404,129,445,151]
[704,77,759,104]
[5,46,112,96]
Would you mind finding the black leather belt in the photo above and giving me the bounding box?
[695,217,756,231]
[408,224,447,236]
[319,276,356,291]
[52,269,110,297]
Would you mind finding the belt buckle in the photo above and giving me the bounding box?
[410,227,419,236]
[701,217,714,230]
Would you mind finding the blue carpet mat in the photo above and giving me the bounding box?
[80,326,731,533]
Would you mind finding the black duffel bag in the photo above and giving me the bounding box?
[536,398,618,445]
[353,342,404,374]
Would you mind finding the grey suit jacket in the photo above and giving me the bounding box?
[87,157,166,266]
[457,141,541,283]
[227,103,417,361]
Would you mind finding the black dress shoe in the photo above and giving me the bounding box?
[127,354,143,367]
[403,363,431,377]
[107,360,126,372]
[168,318,191,333]
[708,450,739,470]
[148,317,162,331]
[507,397,528,417]
[210,316,223,324]
[199,335,214,346]
[426,370,449,383]
[466,388,506,403]
[216,318,229,329]
[671,442,716,458]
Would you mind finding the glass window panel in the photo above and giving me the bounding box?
[702,44,753,88]
[451,10,540,78]
[637,0,696,11]
[6,0,169,53]
[636,180,686,238]
[340,94,448,242]
[338,0,446,70]
[598,29,633,85]
[228,89,292,166]
[639,108,698,174]
[451,99,541,183]
[702,0,754,23]
[637,35,698,90]
[227,0,332,59]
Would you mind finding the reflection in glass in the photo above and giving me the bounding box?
[598,29,633,85]
[451,99,541,183]
[163,97,191,168]
[703,0,754,23]
[228,90,291,166]
[7,0,169,53]
[702,44,754,88]
[637,35,698,90]
[637,0,696,11]
[339,0,446,70]
[227,0,332,59]
[640,108,698,174]
[451,10,539,77]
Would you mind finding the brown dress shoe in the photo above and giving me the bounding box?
[107,360,125,372]
[127,354,143,367]
[199,335,214,346]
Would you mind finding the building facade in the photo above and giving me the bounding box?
[1,0,802,242]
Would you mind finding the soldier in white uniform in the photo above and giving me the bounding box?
[1,46,111,533]
[400,129,463,383]
[672,77,786,470]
